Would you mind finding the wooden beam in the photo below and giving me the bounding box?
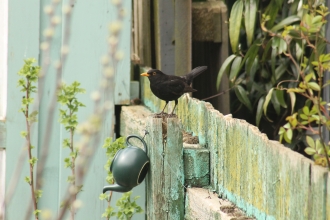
[145,116,184,219]
[175,0,191,76]
[153,0,175,74]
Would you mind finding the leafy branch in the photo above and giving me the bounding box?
[57,81,86,219]
[270,4,330,169]
[17,58,42,219]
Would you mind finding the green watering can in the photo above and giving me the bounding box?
[102,135,150,193]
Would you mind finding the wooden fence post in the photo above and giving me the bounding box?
[145,117,184,219]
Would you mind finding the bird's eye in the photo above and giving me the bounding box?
[152,72,156,75]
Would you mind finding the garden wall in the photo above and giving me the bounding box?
[121,75,330,219]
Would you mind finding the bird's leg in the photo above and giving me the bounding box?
[157,101,168,115]
[170,99,178,116]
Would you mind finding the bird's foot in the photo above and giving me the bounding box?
[167,113,178,118]
[153,111,167,118]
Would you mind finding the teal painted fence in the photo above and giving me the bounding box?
[140,70,330,220]
[0,1,147,219]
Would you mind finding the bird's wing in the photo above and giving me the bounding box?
[163,79,197,95]
[163,79,188,95]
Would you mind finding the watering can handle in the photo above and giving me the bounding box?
[126,135,148,152]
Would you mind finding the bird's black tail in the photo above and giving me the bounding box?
[183,66,207,85]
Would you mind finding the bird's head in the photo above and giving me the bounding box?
[140,69,164,78]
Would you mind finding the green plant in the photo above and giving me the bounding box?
[115,191,143,220]
[273,4,330,168]
[218,0,303,131]
[17,58,42,219]
[99,137,143,219]
[57,81,86,218]
[219,0,330,167]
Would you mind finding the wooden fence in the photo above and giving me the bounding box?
[119,71,330,219]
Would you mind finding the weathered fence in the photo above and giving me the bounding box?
[120,105,249,219]
[126,71,330,219]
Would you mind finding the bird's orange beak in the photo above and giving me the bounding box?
[140,72,150,77]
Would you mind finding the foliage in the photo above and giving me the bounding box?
[115,192,143,220]
[99,137,143,219]
[102,137,126,184]
[275,4,330,168]
[219,0,330,167]
[17,58,42,219]
[218,0,301,129]
[57,81,86,217]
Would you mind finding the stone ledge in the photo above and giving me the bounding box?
[185,188,254,220]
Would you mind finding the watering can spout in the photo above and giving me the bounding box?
[103,184,132,193]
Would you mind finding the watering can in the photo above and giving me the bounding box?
[102,135,150,193]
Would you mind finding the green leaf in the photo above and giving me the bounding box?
[33,209,41,216]
[306,136,315,148]
[300,113,308,120]
[304,72,314,82]
[263,88,274,121]
[20,131,27,138]
[99,193,108,200]
[271,47,277,78]
[234,85,252,111]
[245,0,258,46]
[315,139,323,153]
[29,157,38,166]
[277,38,287,55]
[271,15,301,32]
[229,56,242,82]
[275,59,289,81]
[25,176,31,184]
[308,82,321,91]
[256,96,265,127]
[271,90,281,115]
[275,90,287,108]
[305,147,316,155]
[261,40,273,62]
[239,40,261,71]
[216,54,237,90]
[302,106,309,115]
[286,128,293,140]
[283,130,292,143]
[229,0,244,53]
[288,92,296,114]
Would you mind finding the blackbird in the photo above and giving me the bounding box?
[140,66,207,114]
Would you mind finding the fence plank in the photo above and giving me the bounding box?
[207,110,222,191]
[310,165,328,220]
[145,117,184,219]
[5,0,40,219]
[166,118,184,219]
[145,117,165,219]
[174,0,191,76]
[153,0,175,74]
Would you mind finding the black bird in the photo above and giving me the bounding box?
[140,66,207,115]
